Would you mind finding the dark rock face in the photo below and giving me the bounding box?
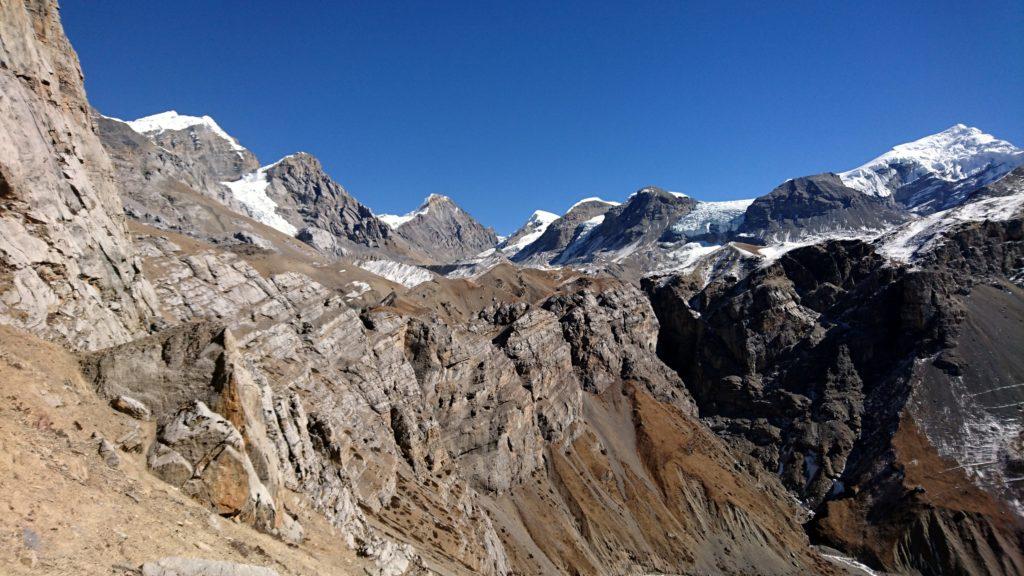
[262,153,393,251]
[389,194,499,263]
[644,222,1024,575]
[738,174,909,243]
[556,187,696,264]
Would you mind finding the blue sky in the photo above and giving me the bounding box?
[63,1,1023,234]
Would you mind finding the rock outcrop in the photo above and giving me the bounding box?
[645,219,1024,575]
[737,174,909,243]
[0,0,158,351]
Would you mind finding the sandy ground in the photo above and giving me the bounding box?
[0,325,371,576]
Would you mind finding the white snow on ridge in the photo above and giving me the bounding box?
[377,195,445,229]
[501,210,559,255]
[356,259,434,287]
[126,110,247,152]
[567,197,620,212]
[221,160,297,235]
[671,198,754,237]
[876,186,1024,262]
[377,212,417,228]
[839,124,1023,197]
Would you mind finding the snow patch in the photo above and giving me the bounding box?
[876,186,1024,262]
[377,195,445,228]
[126,110,247,152]
[567,197,620,212]
[356,260,434,287]
[820,553,881,576]
[344,281,371,299]
[220,160,297,235]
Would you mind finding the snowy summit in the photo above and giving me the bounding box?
[126,110,247,152]
[839,124,1024,197]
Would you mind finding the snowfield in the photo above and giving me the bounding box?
[220,158,298,236]
[356,259,435,287]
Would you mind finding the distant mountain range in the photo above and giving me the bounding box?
[104,112,1024,289]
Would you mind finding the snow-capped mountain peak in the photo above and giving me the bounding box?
[125,110,246,152]
[499,210,559,256]
[377,194,451,229]
[838,124,1023,198]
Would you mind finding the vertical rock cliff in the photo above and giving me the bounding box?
[0,0,157,351]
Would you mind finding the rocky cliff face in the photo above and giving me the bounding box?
[384,194,499,263]
[259,153,397,255]
[645,216,1024,575]
[512,198,617,264]
[117,230,839,574]
[0,0,158,351]
[737,174,909,243]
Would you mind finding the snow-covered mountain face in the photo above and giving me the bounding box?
[125,111,246,152]
[498,210,559,256]
[876,166,1024,262]
[380,194,499,263]
[839,124,1024,213]
[123,111,260,182]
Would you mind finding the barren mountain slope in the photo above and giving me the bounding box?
[0,324,373,576]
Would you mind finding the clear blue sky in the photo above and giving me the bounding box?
[63,0,1023,234]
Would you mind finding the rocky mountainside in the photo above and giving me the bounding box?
[645,213,1024,574]
[380,194,498,263]
[123,110,260,182]
[511,197,619,263]
[1,2,1023,576]
[736,173,910,243]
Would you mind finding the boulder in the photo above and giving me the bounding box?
[111,395,152,420]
